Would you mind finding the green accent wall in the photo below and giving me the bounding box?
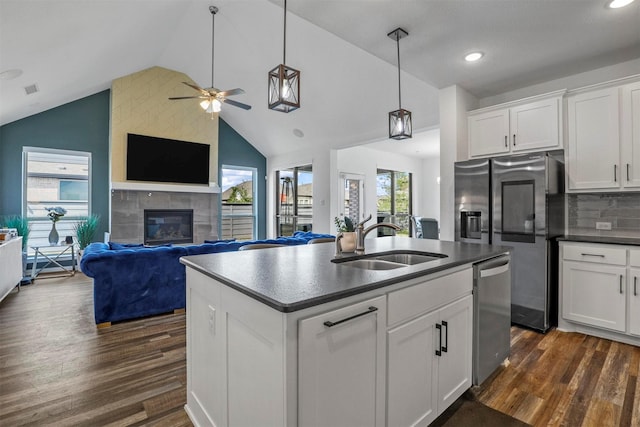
[0,90,111,240]
[218,118,267,239]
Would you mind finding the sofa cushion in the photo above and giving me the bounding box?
[109,242,144,250]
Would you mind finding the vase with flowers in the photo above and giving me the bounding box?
[45,206,67,245]
[334,216,356,253]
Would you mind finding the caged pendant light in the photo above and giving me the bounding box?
[268,0,300,112]
[388,28,412,140]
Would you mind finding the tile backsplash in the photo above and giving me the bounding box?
[567,192,640,238]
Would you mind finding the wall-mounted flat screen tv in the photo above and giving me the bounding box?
[126,133,210,185]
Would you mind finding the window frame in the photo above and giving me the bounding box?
[220,165,258,240]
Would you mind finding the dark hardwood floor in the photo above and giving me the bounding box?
[1,274,638,426]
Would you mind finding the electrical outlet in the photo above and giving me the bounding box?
[596,222,612,230]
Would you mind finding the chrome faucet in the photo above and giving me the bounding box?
[355,214,401,255]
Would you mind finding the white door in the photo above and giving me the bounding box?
[387,310,439,427]
[567,87,620,190]
[436,295,473,411]
[468,109,510,157]
[630,268,640,337]
[562,261,626,332]
[298,296,386,427]
[621,81,640,189]
[510,98,560,152]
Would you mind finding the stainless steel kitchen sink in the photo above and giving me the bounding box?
[333,250,447,270]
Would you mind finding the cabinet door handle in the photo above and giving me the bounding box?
[435,323,442,356]
[614,165,617,182]
[323,306,378,328]
[634,277,637,296]
[441,320,448,353]
[513,134,516,146]
[627,164,631,181]
[620,275,623,294]
[581,253,605,258]
[504,135,508,148]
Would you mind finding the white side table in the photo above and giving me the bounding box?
[30,244,76,279]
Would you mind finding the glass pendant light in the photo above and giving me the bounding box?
[268,0,300,112]
[388,28,412,140]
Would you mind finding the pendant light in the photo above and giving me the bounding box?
[388,28,412,140]
[268,0,300,112]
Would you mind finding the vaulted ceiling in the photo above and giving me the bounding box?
[1,0,639,159]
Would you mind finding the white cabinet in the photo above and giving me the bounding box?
[567,80,640,191]
[386,269,473,427]
[560,242,640,345]
[630,249,640,337]
[468,95,561,158]
[0,237,22,304]
[621,81,640,189]
[298,296,386,427]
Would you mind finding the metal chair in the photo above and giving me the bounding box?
[238,243,286,251]
[307,238,335,244]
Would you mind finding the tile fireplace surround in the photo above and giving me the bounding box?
[111,189,219,244]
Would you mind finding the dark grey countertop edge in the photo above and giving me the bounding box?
[180,250,509,313]
[557,235,640,246]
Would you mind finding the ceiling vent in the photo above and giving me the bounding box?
[24,84,38,95]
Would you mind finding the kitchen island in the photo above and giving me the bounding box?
[180,237,510,427]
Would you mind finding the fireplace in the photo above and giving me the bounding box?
[144,209,194,245]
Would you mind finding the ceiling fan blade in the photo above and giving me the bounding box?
[182,81,209,96]
[222,98,252,110]
[217,88,245,97]
[168,96,206,100]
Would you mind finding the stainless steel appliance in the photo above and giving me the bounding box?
[454,158,491,244]
[473,254,511,385]
[492,152,564,332]
[455,151,564,333]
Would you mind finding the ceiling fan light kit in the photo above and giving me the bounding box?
[388,27,412,140]
[268,0,300,112]
[168,5,251,117]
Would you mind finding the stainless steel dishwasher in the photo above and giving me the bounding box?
[473,254,511,385]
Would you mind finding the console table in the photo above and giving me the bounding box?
[1,237,23,304]
[31,244,76,279]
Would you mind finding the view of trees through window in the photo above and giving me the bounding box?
[376,169,412,236]
[221,167,256,240]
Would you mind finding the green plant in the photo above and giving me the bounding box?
[334,216,355,232]
[73,214,100,250]
[2,215,30,251]
[45,206,67,222]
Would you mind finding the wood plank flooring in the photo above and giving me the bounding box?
[1,274,638,426]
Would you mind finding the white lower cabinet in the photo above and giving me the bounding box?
[562,260,626,332]
[298,296,386,427]
[387,295,472,427]
[560,242,640,345]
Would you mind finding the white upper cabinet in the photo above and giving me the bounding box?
[468,94,562,159]
[621,81,640,189]
[567,80,640,192]
[567,87,620,190]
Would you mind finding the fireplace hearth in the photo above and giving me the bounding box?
[144,209,194,245]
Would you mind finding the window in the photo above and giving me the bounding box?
[276,165,313,236]
[376,169,412,236]
[221,166,257,240]
[23,147,91,251]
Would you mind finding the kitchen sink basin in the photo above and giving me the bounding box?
[333,250,447,270]
[339,259,406,270]
[372,253,443,265]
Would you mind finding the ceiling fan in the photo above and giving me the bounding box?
[169,6,251,116]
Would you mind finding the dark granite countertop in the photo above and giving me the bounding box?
[558,235,640,246]
[180,237,511,313]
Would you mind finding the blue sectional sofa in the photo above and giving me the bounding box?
[80,232,334,326]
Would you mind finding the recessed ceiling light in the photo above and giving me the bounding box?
[0,69,23,80]
[465,52,484,62]
[607,0,635,8]
[293,128,304,138]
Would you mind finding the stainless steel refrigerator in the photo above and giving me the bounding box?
[455,151,564,332]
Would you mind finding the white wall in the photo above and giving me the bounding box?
[420,156,440,221]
